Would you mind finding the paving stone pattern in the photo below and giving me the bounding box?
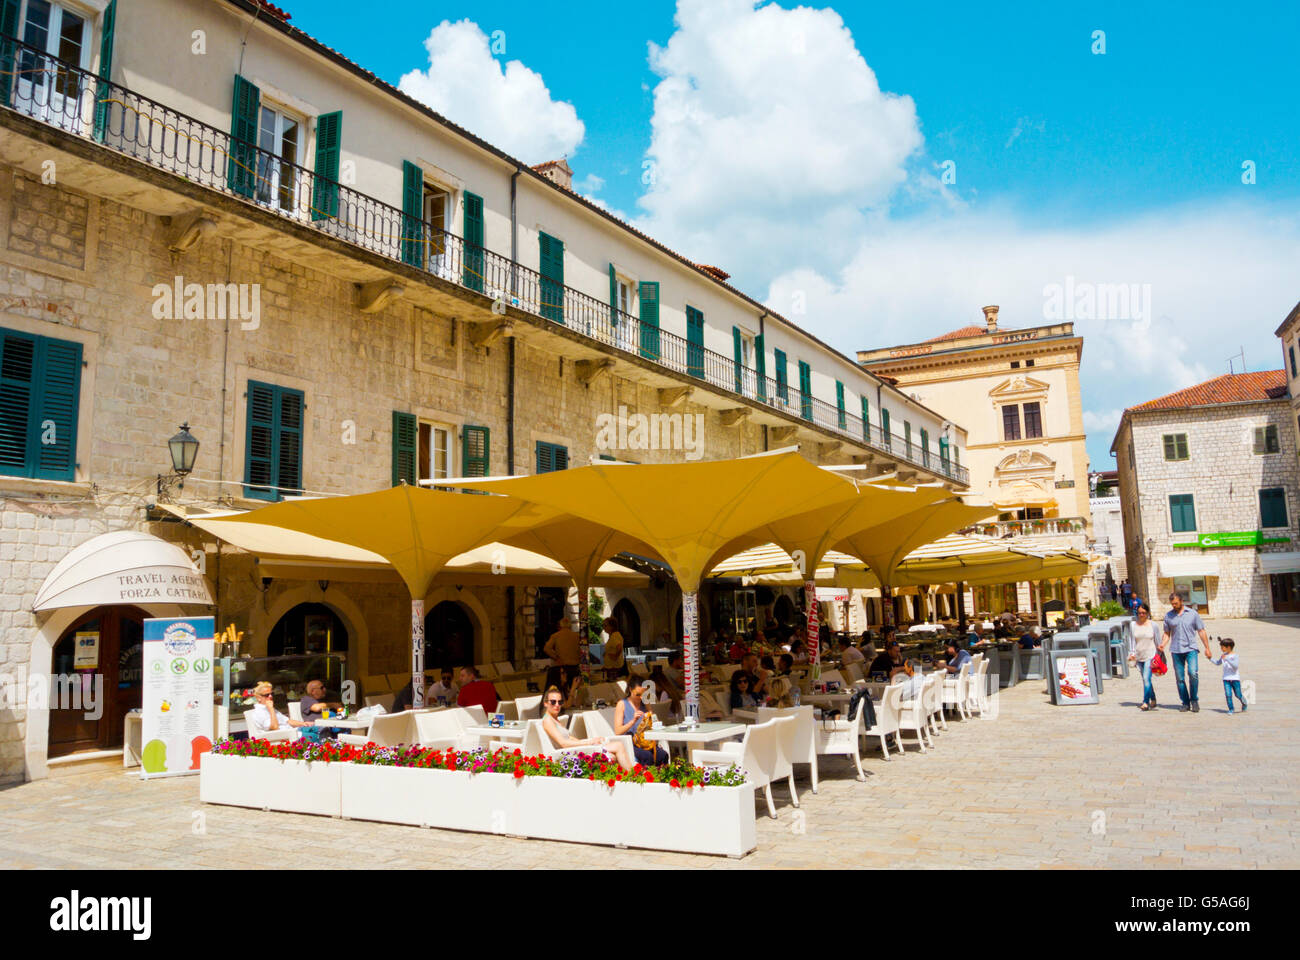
[0,617,1295,870]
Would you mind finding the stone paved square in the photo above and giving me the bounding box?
[3,617,1295,870]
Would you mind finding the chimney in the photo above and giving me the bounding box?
[982,305,999,331]
[533,158,574,192]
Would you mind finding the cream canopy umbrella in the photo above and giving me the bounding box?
[216,486,555,707]
[454,450,863,717]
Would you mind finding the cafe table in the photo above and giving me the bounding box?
[642,721,745,763]
[464,720,528,747]
[312,716,373,731]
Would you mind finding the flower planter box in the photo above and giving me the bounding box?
[199,753,342,817]
[201,755,755,857]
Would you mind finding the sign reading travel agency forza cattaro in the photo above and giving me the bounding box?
[140,617,214,779]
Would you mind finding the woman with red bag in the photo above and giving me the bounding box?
[1128,602,1163,710]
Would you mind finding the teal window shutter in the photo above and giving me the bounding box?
[939,436,950,470]
[608,264,618,327]
[401,161,424,267]
[861,397,870,441]
[0,0,20,104]
[228,75,261,199]
[755,335,767,402]
[881,408,891,449]
[733,326,744,393]
[244,382,304,500]
[92,0,117,142]
[921,428,929,465]
[539,233,565,324]
[835,381,846,429]
[392,411,417,486]
[686,307,705,379]
[798,361,812,421]
[638,282,660,360]
[0,329,81,482]
[310,111,342,220]
[774,349,788,402]
[462,425,490,477]
[536,441,569,474]
[1169,494,1196,533]
[1260,487,1288,528]
[905,422,912,457]
[463,192,485,292]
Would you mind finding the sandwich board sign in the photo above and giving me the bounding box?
[1049,648,1100,705]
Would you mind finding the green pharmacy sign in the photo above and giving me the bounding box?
[1173,531,1290,549]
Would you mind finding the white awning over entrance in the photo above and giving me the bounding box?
[1158,554,1221,579]
[33,530,213,612]
[1259,551,1300,575]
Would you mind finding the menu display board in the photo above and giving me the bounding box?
[140,617,215,778]
[1050,650,1099,705]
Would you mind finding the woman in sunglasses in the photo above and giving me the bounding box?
[614,679,669,766]
[540,686,634,771]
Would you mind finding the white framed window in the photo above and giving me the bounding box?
[418,421,454,483]
[617,279,633,317]
[422,183,452,275]
[255,102,304,213]
[14,0,94,132]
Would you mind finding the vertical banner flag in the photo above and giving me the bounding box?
[411,599,425,709]
[682,592,698,721]
[805,580,820,667]
[141,616,214,779]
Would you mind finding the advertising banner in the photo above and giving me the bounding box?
[141,617,215,779]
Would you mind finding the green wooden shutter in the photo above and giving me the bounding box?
[774,349,788,402]
[463,192,485,292]
[34,338,81,481]
[539,233,565,323]
[228,75,261,199]
[638,282,660,360]
[686,307,704,379]
[905,422,912,457]
[0,0,19,104]
[861,397,870,441]
[276,387,304,496]
[608,264,618,327]
[835,381,846,429]
[1261,488,1288,528]
[392,411,417,486]
[310,111,342,221]
[921,428,929,466]
[881,408,891,448]
[939,437,949,470]
[401,161,424,267]
[462,425,490,477]
[0,331,35,478]
[755,335,766,402]
[244,381,276,499]
[798,361,812,421]
[92,0,117,142]
[733,327,744,393]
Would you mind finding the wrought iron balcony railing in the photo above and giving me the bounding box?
[0,34,969,484]
[975,518,1087,538]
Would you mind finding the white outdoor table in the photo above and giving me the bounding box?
[310,716,372,731]
[464,721,527,747]
[644,722,745,763]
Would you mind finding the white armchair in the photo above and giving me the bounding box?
[967,658,990,717]
[758,705,818,792]
[896,679,931,752]
[811,696,867,782]
[243,709,293,742]
[514,694,543,720]
[863,684,901,760]
[922,672,946,736]
[577,710,634,762]
[694,716,793,819]
[942,662,971,721]
[415,709,481,751]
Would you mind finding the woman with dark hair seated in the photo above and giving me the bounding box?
[612,678,669,766]
[729,671,758,711]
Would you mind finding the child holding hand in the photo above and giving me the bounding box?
[1209,638,1246,714]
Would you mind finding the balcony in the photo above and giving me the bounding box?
[0,35,969,485]
[974,518,1087,539]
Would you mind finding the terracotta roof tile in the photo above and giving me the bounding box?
[925,325,988,343]
[1128,371,1288,413]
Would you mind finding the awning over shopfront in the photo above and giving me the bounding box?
[33,530,213,612]
[1158,554,1222,578]
[1258,551,1300,575]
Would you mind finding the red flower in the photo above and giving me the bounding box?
[645,772,654,783]
[633,764,644,774]
[669,778,680,789]
[513,748,523,757]
[513,767,525,779]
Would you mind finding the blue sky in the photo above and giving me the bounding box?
[290,0,1300,469]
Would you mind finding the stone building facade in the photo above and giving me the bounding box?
[1112,371,1300,619]
[1273,301,1300,455]
[0,0,969,781]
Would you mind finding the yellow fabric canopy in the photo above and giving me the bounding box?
[454,450,862,592]
[835,499,997,586]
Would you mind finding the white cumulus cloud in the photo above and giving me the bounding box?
[634,0,924,286]
[397,20,584,164]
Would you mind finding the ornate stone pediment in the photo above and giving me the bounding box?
[995,449,1055,472]
[988,375,1049,399]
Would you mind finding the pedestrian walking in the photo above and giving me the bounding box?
[1120,580,1133,609]
[1209,638,1247,714]
[1161,592,1211,712]
[1127,602,1160,710]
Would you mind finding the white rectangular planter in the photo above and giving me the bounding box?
[200,753,342,817]
[201,755,755,856]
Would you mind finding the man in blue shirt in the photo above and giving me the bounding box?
[1162,592,1210,712]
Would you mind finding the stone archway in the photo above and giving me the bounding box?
[421,586,491,663]
[256,585,370,680]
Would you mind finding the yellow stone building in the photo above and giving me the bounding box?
[859,306,1093,613]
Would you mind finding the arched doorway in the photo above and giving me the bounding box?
[612,598,640,650]
[425,600,475,668]
[267,602,350,687]
[49,605,148,758]
[532,587,568,660]
[773,594,796,626]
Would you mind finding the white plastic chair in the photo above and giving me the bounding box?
[758,705,818,792]
[967,659,990,717]
[942,662,971,720]
[493,661,516,677]
[461,704,488,727]
[364,693,396,712]
[475,663,498,679]
[922,672,946,735]
[694,717,791,819]
[811,696,866,782]
[863,684,901,760]
[576,709,635,761]
[288,702,303,722]
[896,679,931,752]
[415,709,480,750]
[339,710,418,747]
[503,719,591,758]
[514,694,543,720]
